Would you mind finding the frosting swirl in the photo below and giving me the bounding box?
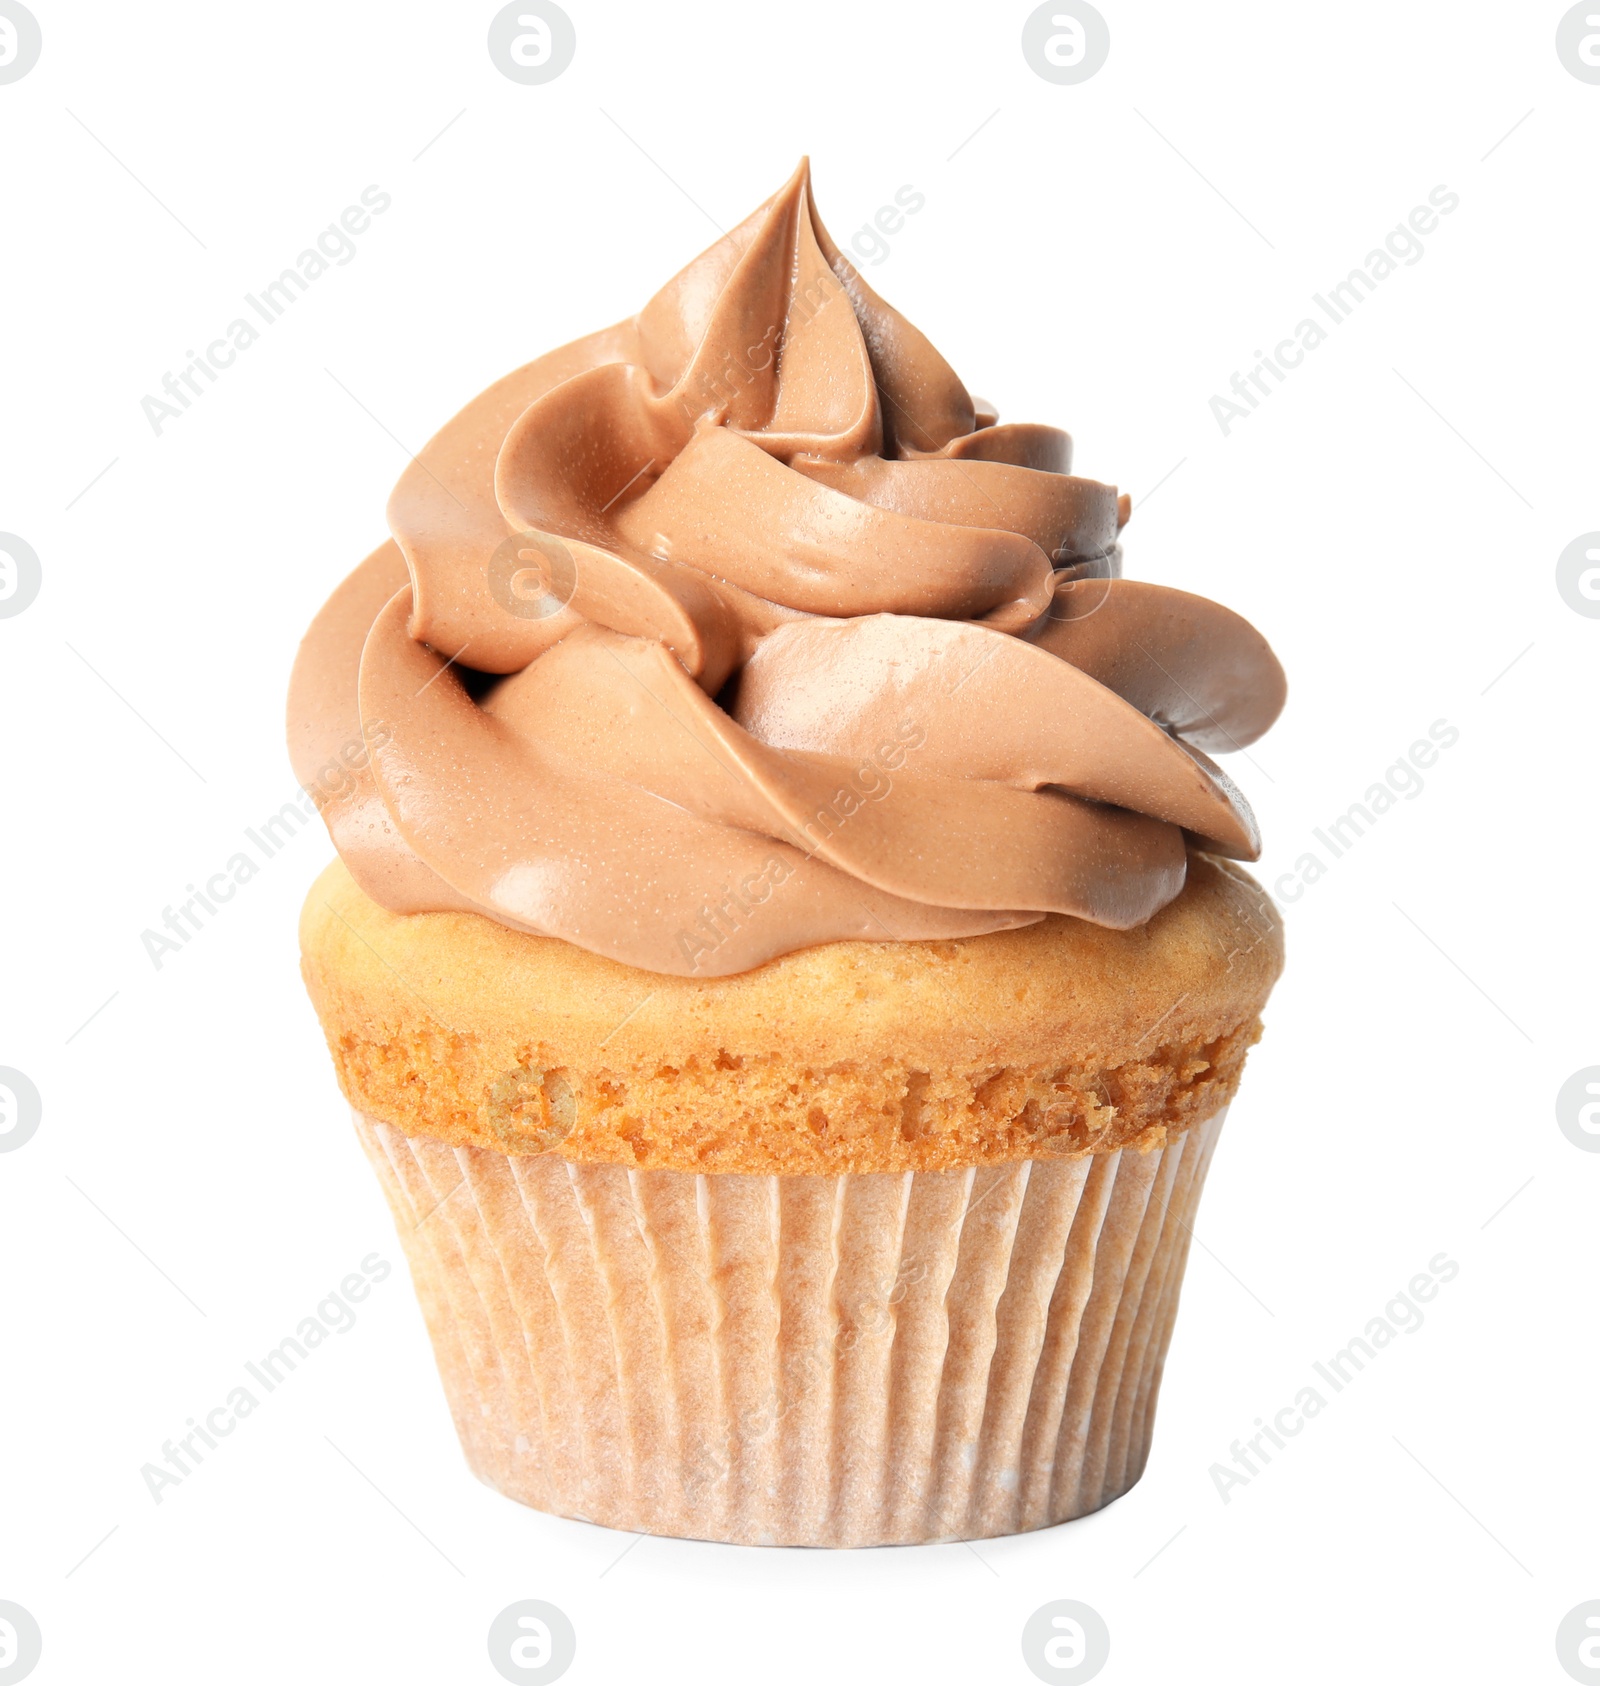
[288,161,1285,976]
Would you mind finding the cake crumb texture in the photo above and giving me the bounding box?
[300,853,1283,1175]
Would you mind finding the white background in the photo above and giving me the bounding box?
[2,3,1595,1682]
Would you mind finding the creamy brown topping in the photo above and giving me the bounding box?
[288,161,1285,976]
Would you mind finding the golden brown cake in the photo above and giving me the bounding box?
[302,852,1280,1176]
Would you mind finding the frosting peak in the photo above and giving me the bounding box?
[289,162,1285,976]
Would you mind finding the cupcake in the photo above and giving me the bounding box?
[290,160,1285,1546]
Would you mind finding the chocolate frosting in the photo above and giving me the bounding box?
[288,161,1285,976]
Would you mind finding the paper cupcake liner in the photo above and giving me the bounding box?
[354,1106,1226,1546]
